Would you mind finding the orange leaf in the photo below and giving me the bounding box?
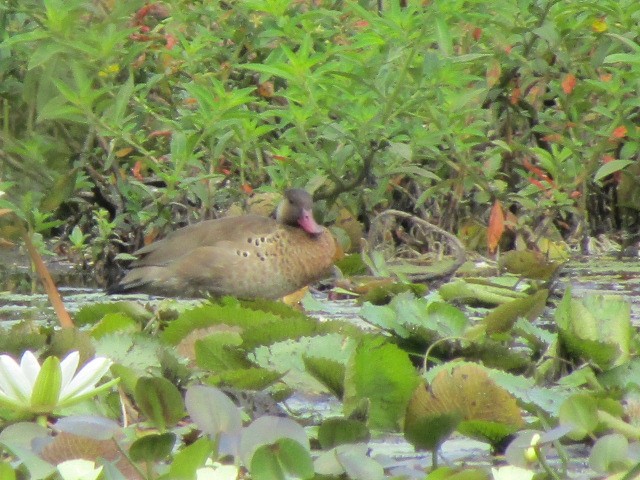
[509,86,521,105]
[528,178,546,191]
[611,126,627,139]
[132,161,144,180]
[241,183,254,195]
[561,74,576,94]
[541,134,563,143]
[487,200,505,254]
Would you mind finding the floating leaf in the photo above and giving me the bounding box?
[558,393,599,440]
[0,423,55,479]
[482,289,548,334]
[129,432,176,463]
[252,334,355,394]
[185,385,241,457]
[302,356,345,398]
[134,377,185,431]
[317,418,370,449]
[406,364,523,448]
[208,367,283,390]
[40,431,141,479]
[343,336,420,430]
[498,250,562,280]
[54,416,120,441]
[439,279,526,305]
[589,434,630,474]
[239,416,309,467]
[314,443,384,480]
[194,330,247,371]
[556,288,631,369]
[250,438,314,480]
[167,437,213,480]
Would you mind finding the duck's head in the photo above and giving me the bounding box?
[276,189,324,235]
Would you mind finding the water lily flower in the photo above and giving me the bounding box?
[491,465,535,480]
[0,351,117,416]
[57,459,103,480]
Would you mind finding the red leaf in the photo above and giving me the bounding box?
[487,200,505,254]
[472,27,482,41]
[561,74,576,94]
[241,183,254,195]
[149,130,172,138]
[165,34,177,50]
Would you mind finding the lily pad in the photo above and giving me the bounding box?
[343,336,420,430]
[407,363,523,448]
[556,288,631,369]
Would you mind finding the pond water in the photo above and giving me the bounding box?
[1,252,638,478]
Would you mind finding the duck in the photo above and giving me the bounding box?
[108,189,337,299]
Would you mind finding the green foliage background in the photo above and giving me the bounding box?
[2,0,640,265]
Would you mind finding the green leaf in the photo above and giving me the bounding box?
[250,438,314,480]
[589,434,630,474]
[314,444,384,480]
[482,289,548,334]
[91,313,139,339]
[167,437,213,479]
[129,432,176,463]
[558,393,599,440]
[195,331,247,372]
[207,367,283,390]
[39,169,77,213]
[556,288,631,368]
[0,461,16,480]
[317,418,370,449]
[302,356,345,398]
[134,377,185,431]
[109,75,134,125]
[239,416,308,467]
[0,423,55,479]
[457,419,521,446]
[75,302,151,326]
[343,336,420,430]
[594,160,633,182]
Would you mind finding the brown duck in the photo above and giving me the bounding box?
[109,189,337,299]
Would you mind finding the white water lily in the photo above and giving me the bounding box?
[57,459,103,480]
[491,465,535,480]
[0,351,117,416]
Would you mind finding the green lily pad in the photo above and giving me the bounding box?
[250,438,314,480]
[343,336,420,430]
[134,377,185,431]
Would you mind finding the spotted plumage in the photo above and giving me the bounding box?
[108,189,337,299]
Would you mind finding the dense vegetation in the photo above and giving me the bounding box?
[3,0,640,269]
[2,1,640,479]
